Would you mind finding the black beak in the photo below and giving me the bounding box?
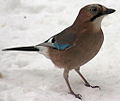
[103,8,116,15]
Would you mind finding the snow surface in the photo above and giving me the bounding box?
[0,0,120,101]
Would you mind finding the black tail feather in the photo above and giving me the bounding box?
[2,46,39,52]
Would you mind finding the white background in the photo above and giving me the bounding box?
[0,0,120,101]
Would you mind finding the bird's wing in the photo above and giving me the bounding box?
[36,29,76,50]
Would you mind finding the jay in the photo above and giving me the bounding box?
[2,4,115,99]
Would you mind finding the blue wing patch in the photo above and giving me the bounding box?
[53,43,71,50]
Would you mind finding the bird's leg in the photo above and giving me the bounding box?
[63,69,82,99]
[75,68,100,89]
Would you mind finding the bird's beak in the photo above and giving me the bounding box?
[103,8,116,15]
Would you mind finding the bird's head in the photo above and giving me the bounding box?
[81,4,115,21]
[74,4,115,29]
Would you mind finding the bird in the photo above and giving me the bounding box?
[2,4,115,99]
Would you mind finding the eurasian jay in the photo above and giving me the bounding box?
[2,4,115,99]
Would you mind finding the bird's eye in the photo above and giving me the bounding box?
[90,7,98,13]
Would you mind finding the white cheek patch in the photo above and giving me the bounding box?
[93,15,105,31]
[36,46,50,58]
[93,16,104,25]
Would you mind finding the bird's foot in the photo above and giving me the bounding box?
[69,92,82,100]
[85,83,101,90]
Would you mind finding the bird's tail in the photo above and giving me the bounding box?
[2,46,39,52]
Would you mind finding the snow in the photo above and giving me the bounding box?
[0,0,120,101]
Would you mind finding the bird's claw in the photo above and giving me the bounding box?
[85,83,101,90]
[75,94,82,100]
[69,92,82,100]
